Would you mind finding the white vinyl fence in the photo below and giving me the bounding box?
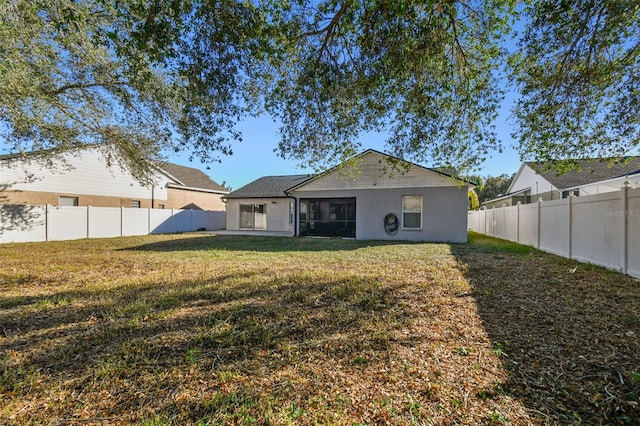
[468,184,640,279]
[0,204,225,244]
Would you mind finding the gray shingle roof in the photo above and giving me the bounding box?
[160,162,228,192]
[526,157,640,190]
[224,174,314,199]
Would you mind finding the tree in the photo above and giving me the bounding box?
[0,0,515,180]
[1,1,637,182]
[0,0,259,182]
[512,0,640,169]
[468,188,480,210]
[476,173,514,203]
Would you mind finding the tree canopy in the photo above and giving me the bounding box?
[475,173,514,203]
[1,0,638,181]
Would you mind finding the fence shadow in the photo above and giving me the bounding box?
[125,234,415,253]
[450,239,640,424]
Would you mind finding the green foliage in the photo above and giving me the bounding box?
[476,173,514,203]
[468,189,480,210]
[1,1,638,179]
[512,1,640,162]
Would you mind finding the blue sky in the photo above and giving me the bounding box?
[170,99,523,191]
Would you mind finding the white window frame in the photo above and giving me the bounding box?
[131,200,141,208]
[402,195,423,230]
[289,201,294,224]
[239,203,267,230]
[59,196,78,207]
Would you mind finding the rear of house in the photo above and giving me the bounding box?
[223,150,471,242]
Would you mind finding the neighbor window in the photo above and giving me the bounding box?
[402,195,422,229]
[240,203,267,230]
[59,196,78,206]
[131,200,141,208]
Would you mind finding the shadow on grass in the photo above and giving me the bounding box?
[450,234,640,424]
[0,268,415,423]
[123,234,415,253]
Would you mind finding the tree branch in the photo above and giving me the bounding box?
[49,81,129,96]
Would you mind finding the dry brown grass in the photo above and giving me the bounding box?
[0,233,638,425]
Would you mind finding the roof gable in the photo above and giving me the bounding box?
[290,150,468,192]
[159,162,228,192]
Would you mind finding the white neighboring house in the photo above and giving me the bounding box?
[223,149,474,242]
[482,157,640,208]
[0,146,228,210]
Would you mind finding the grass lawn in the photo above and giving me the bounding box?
[1,232,639,425]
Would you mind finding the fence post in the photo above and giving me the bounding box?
[537,197,542,249]
[568,192,575,259]
[87,205,91,239]
[120,206,124,237]
[623,181,630,274]
[516,201,520,244]
[45,204,49,242]
[491,206,495,236]
[483,208,487,235]
[502,204,506,239]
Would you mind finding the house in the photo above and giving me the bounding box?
[0,146,228,210]
[223,150,473,242]
[482,157,640,208]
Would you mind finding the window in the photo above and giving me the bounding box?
[131,200,141,208]
[289,201,294,224]
[157,204,165,209]
[239,204,267,230]
[402,195,422,229]
[59,196,78,206]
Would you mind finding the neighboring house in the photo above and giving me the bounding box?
[0,147,228,210]
[223,149,473,242]
[482,157,640,208]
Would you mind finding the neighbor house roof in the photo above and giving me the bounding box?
[525,157,640,190]
[223,174,314,199]
[159,162,228,193]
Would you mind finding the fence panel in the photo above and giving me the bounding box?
[627,188,640,278]
[150,209,174,234]
[172,210,194,232]
[492,207,506,240]
[503,207,519,242]
[48,206,88,241]
[571,193,624,271]
[539,199,569,257]
[485,208,495,237]
[208,211,225,231]
[0,204,47,243]
[88,207,121,238]
[190,210,209,231]
[123,208,150,236]
[518,204,538,247]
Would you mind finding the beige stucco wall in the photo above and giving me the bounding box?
[225,198,295,234]
[0,187,227,211]
[165,188,226,211]
[0,189,157,208]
